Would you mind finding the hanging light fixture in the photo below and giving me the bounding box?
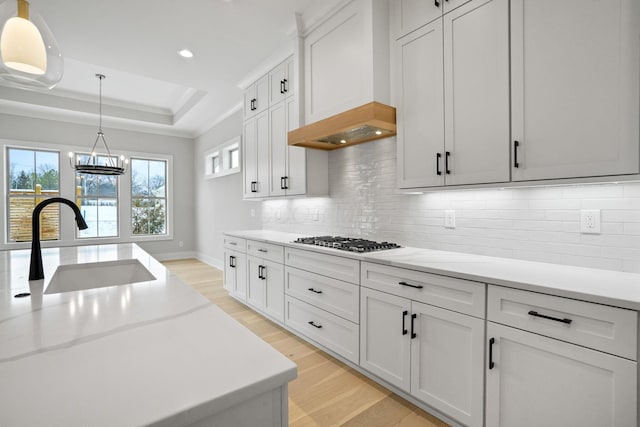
[0,0,63,89]
[69,74,128,176]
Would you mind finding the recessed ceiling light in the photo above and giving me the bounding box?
[178,49,194,58]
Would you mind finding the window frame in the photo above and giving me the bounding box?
[129,156,170,239]
[204,135,241,179]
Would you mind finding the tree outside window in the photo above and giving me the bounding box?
[7,148,60,242]
[131,158,167,235]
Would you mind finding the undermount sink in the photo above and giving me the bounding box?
[44,259,156,294]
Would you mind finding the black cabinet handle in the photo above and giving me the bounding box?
[445,151,451,174]
[308,288,323,294]
[435,0,440,7]
[257,248,268,253]
[308,321,323,329]
[283,78,288,93]
[229,242,237,246]
[280,177,286,190]
[250,181,257,193]
[436,153,442,176]
[489,337,495,369]
[229,255,236,268]
[528,310,572,324]
[410,313,417,339]
[280,80,285,94]
[257,265,263,279]
[250,98,257,111]
[261,265,266,280]
[514,140,520,168]
[399,281,424,289]
[402,310,408,336]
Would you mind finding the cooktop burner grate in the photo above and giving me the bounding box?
[293,236,401,253]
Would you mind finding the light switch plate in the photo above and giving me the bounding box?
[445,210,456,229]
[580,209,601,234]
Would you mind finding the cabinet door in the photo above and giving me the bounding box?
[247,256,265,309]
[360,287,411,392]
[486,322,637,427]
[243,84,256,119]
[511,0,640,181]
[443,0,509,185]
[269,101,287,197]
[411,301,485,427]
[263,260,285,323]
[395,20,445,189]
[223,251,236,294]
[269,57,294,106]
[254,111,270,198]
[233,251,247,301]
[391,0,442,39]
[242,117,258,198]
[254,75,269,115]
[284,97,306,196]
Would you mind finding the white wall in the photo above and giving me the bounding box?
[0,113,195,258]
[263,137,640,273]
[194,111,261,268]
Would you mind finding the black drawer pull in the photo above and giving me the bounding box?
[514,140,520,168]
[402,310,408,336]
[399,281,424,289]
[257,248,268,253]
[436,153,442,176]
[489,337,495,369]
[410,313,417,339]
[229,242,237,246]
[280,80,285,94]
[250,181,257,193]
[308,288,323,294]
[229,255,236,268]
[528,310,572,324]
[308,321,323,329]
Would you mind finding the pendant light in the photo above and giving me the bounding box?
[69,74,128,176]
[0,0,63,89]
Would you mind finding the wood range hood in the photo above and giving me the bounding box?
[288,102,396,150]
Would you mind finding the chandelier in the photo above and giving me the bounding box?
[70,74,128,176]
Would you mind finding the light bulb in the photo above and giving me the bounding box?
[0,16,46,74]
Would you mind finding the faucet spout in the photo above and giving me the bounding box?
[29,197,89,281]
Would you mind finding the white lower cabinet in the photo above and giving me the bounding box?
[223,249,247,301]
[360,287,485,427]
[247,256,284,323]
[486,322,637,427]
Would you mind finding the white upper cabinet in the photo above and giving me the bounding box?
[395,21,445,188]
[304,0,390,124]
[395,0,509,189]
[269,56,294,106]
[243,75,269,120]
[243,110,269,198]
[391,0,473,39]
[511,0,640,181]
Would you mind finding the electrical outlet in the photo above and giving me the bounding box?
[179,241,184,248]
[580,209,601,234]
[444,210,456,229]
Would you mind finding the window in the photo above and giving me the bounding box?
[6,148,60,242]
[204,136,241,178]
[131,158,167,236]
[74,153,118,238]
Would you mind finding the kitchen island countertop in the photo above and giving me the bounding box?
[0,243,296,426]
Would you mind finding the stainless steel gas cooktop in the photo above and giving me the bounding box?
[293,236,401,253]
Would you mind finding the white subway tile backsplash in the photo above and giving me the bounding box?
[263,138,640,273]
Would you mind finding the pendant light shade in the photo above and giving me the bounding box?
[0,0,63,89]
[70,74,128,176]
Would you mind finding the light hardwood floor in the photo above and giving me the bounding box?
[162,259,451,427]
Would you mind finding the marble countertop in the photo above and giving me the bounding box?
[226,230,640,311]
[0,243,296,427]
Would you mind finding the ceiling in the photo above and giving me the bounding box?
[0,0,337,138]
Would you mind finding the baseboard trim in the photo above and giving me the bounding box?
[196,252,224,270]
[152,251,197,261]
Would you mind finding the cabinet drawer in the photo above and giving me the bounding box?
[488,285,638,360]
[285,247,360,284]
[247,240,284,263]
[285,266,359,323]
[285,296,359,364]
[224,235,246,252]
[361,262,486,318]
